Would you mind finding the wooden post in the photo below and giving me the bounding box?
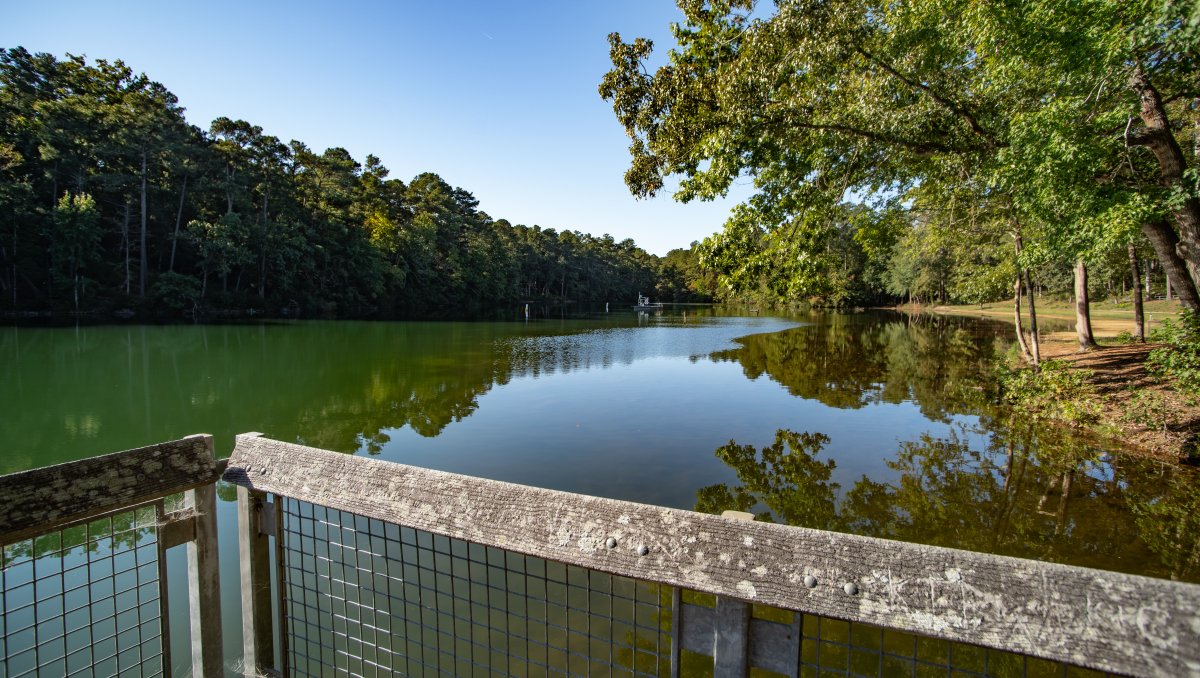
[714,596,751,677]
[186,434,224,678]
[238,485,274,675]
[670,588,683,678]
[714,511,754,677]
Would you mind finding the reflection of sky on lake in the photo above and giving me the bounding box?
[500,315,802,376]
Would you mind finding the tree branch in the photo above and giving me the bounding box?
[852,43,998,148]
[752,110,964,156]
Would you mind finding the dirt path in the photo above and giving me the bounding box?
[909,304,1197,462]
[1013,338,1197,462]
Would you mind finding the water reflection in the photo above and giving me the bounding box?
[696,425,1200,583]
[709,312,1000,419]
[0,313,797,468]
[4,310,1193,585]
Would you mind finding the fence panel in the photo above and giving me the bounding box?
[0,435,224,678]
[227,434,1198,677]
[279,497,672,676]
[1,502,167,677]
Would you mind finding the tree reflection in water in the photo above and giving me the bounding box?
[700,311,1200,582]
[696,424,1200,583]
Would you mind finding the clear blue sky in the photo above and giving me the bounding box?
[1,0,753,255]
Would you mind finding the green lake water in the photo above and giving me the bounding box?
[3,308,1197,673]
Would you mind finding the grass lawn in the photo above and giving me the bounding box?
[923,297,1185,340]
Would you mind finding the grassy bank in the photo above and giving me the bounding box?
[914,298,1185,341]
[909,298,1196,463]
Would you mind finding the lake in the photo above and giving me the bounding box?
[3,308,1197,672]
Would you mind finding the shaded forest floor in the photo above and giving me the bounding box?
[922,300,1198,463]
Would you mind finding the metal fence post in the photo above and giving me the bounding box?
[186,434,224,678]
[238,485,275,675]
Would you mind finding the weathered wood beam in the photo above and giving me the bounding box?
[224,434,1200,678]
[238,485,275,676]
[159,510,198,550]
[0,434,222,544]
[187,465,224,678]
[677,603,801,677]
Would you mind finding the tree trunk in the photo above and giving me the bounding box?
[139,151,148,299]
[1194,97,1199,167]
[1014,233,1040,366]
[1129,243,1145,342]
[170,174,187,273]
[225,166,235,215]
[10,225,16,308]
[1141,220,1200,310]
[1025,269,1041,366]
[1129,65,1200,283]
[122,202,131,295]
[1013,275,1031,361]
[1074,260,1099,351]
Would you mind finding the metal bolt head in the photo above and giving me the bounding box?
[843,582,859,596]
[803,575,818,589]
[605,537,617,550]
[637,545,649,556]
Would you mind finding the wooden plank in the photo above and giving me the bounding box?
[223,435,1200,678]
[749,616,801,677]
[0,434,221,544]
[159,511,197,550]
[187,436,224,678]
[679,603,803,676]
[678,602,715,655]
[715,511,752,677]
[238,486,275,675]
[669,587,683,678]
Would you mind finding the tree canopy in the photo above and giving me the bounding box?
[0,47,682,317]
[600,0,1200,310]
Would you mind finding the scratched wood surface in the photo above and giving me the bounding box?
[0,434,220,543]
[225,434,1200,677]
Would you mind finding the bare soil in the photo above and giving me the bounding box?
[907,303,1199,463]
[1036,340,1200,463]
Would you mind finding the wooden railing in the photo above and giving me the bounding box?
[223,433,1200,677]
[3,434,1199,677]
[0,435,225,677]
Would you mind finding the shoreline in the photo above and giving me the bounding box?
[910,302,1197,464]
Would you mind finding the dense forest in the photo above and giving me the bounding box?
[0,47,713,319]
[601,0,1200,345]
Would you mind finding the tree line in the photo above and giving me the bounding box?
[0,47,708,319]
[602,0,1199,356]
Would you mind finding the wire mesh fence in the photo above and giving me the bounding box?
[788,612,1112,678]
[0,502,168,678]
[280,497,673,677]
[278,496,1123,678]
